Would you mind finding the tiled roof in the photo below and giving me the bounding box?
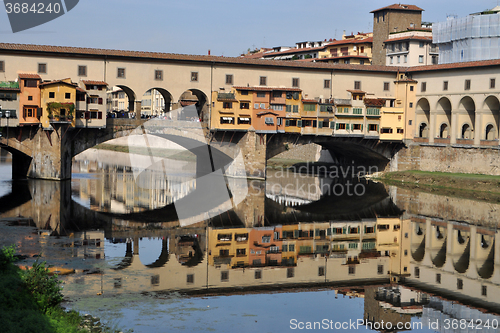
[0,43,401,73]
[327,37,373,46]
[76,87,86,93]
[18,73,41,79]
[39,79,77,87]
[316,55,370,62]
[302,99,318,103]
[385,36,432,43]
[233,86,302,92]
[370,4,423,13]
[262,45,327,57]
[406,58,500,72]
[82,80,107,86]
[364,98,385,107]
[0,87,20,91]
[347,89,366,94]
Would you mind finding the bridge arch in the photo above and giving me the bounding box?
[177,89,209,124]
[140,88,173,117]
[436,97,452,138]
[482,95,500,141]
[108,85,137,118]
[416,98,430,138]
[457,96,476,140]
[411,222,425,262]
[450,229,470,274]
[475,233,495,279]
[430,225,447,268]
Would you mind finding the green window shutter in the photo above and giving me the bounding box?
[330,121,335,129]
[313,120,317,128]
[327,228,332,236]
[285,119,290,126]
[286,105,291,112]
[336,122,339,130]
[346,124,350,130]
[293,105,298,113]
[318,121,323,128]
[294,230,299,238]
[282,244,287,252]
[297,120,302,127]
[315,229,320,236]
[361,124,363,131]
[343,227,347,234]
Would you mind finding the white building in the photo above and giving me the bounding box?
[433,6,500,64]
[385,29,438,66]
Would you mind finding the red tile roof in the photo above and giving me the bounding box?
[347,89,366,94]
[385,36,432,43]
[261,45,327,57]
[406,58,500,72]
[82,80,107,86]
[316,55,370,62]
[364,98,385,107]
[0,43,400,73]
[370,4,423,13]
[76,87,86,93]
[302,99,318,103]
[39,79,77,87]
[18,73,41,79]
[327,37,373,46]
[0,87,20,91]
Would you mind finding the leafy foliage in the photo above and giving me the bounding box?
[0,245,16,269]
[22,260,64,313]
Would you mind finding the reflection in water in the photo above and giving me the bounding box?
[1,155,500,332]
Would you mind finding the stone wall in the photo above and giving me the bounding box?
[272,142,321,161]
[387,143,500,175]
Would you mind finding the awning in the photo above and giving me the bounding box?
[222,117,233,120]
[239,117,250,121]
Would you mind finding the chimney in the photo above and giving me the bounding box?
[208,49,211,55]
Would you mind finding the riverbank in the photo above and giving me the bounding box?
[0,246,122,333]
[376,170,500,203]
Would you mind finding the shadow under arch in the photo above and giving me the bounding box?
[141,88,173,117]
[176,235,204,267]
[411,223,425,262]
[477,237,495,279]
[452,239,470,274]
[144,238,170,268]
[116,85,137,113]
[458,96,476,139]
[416,98,430,138]
[112,241,134,270]
[436,97,452,138]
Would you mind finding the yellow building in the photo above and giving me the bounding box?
[317,34,373,65]
[40,78,77,129]
[208,227,250,268]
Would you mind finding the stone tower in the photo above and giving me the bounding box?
[371,4,423,65]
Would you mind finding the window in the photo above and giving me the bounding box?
[324,79,330,89]
[187,274,194,284]
[465,79,471,90]
[220,117,234,124]
[151,275,160,286]
[410,86,414,91]
[287,267,294,278]
[404,55,407,63]
[0,60,4,72]
[240,90,248,95]
[318,266,325,276]
[78,65,87,76]
[65,93,71,99]
[421,82,426,92]
[436,273,441,284]
[225,74,233,85]
[383,82,389,91]
[38,63,47,74]
[409,102,413,108]
[292,78,299,87]
[116,67,125,78]
[390,56,393,64]
[303,104,316,111]
[24,79,37,87]
[415,267,420,278]
[490,78,496,89]
[419,41,424,48]
[457,278,463,290]
[255,270,262,279]
[397,128,404,134]
[418,55,424,63]
[49,92,55,98]
[404,250,408,256]
[240,102,249,109]
[259,76,267,86]
[191,72,198,81]
[443,81,448,91]
[348,266,355,275]
[482,285,487,296]
[223,102,232,109]
[236,248,246,256]
[397,55,400,64]
[292,105,299,113]
[352,123,362,130]
[354,81,361,90]
[265,117,274,125]
[221,271,229,282]
[28,96,33,101]
[381,128,393,134]
[256,92,266,98]
[262,235,271,243]
[155,70,163,80]
[377,265,384,274]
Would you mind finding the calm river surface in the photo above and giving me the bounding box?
[1,149,499,333]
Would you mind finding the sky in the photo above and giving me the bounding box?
[0,0,498,57]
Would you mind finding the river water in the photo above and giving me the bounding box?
[1,148,499,333]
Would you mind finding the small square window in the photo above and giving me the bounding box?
[191,72,198,82]
[292,78,299,88]
[260,76,267,86]
[410,86,414,91]
[324,79,330,89]
[0,60,4,72]
[38,63,47,74]
[221,271,229,281]
[383,82,389,91]
[443,81,448,91]
[187,274,194,284]
[225,74,233,85]
[255,270,262,279]
[65,93,71,99]
[78,65,87,76]
[490,78,496,89]
[465,79,471,90]
[151,275,160,286]
[155,70,163,81]
[28,96,33,101]
[49,92,55,98]
[117,68,125,78]
[409,102,413,108]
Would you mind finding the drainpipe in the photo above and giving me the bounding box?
[210,62,214,128]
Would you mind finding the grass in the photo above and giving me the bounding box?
[0,246,125,333]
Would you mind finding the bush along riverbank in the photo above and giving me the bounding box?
[375,170,500,203]
[0,245,127,333]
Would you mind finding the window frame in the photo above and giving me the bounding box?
[78,65,87,77]
[117,67,126,78]
[0,60,4,72]
[292,78,299,88]
[465,79,471,90]
[38,63,47,74]
[324,79,330,89]
[154,70,163,81]
[383,82,389,91]
[225,74,233,85]
[421,82,426,92]
[354,81,361,90]
[191,71,198,82]
[443,81,448,91]
[490,78,496,89]
[259,76,267,86]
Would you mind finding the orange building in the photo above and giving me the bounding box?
[18,73,42,126]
